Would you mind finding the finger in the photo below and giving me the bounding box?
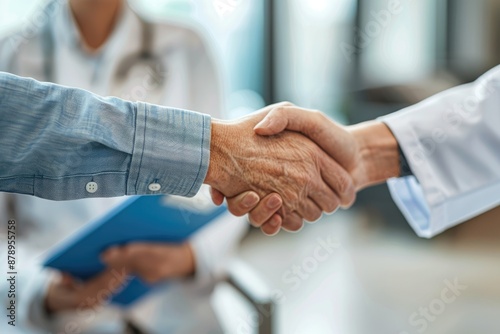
[320,155,356,208]
[260,214,282,236]
[308,177,341,214]
[210,187,225,206]
[101,246,125,267]
[119,244,164,283]
[254,106,325,136]
[296,198,323,223]
[225,191,261,217]
[281,212,304,232]
[101,245,139,272]
[253,107,292,135]
[247,193,283,227]
[113,244,150,274]
[255,213,282,229]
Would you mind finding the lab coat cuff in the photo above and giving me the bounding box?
[127,103,211,198]
[379,111,449,237]
[19,270,57,332]
[379,111,446,206]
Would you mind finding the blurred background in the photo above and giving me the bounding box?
[0,0,499,333]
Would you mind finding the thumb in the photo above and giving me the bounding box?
[253,107,290,136]
[210,187,225,206]
[254,106,323,136]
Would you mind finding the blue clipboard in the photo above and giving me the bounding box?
[43,194,227,306]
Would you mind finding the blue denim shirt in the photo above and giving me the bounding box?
[0,72,211,200]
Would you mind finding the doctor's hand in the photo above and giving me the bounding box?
[253,105,400,190]
[212,105,400,234]
[101,242,195,284]
[44,268,130,314]
[206,103,357,235]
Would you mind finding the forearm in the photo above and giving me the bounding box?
[0,72,210,200]
[380,65,500,237]
[348,121,400,190]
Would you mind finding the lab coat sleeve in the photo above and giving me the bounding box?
[381,65,500,238]
[17,269,56,333]
[189,211,248,289]
[19,267,109,333]
[0,72,211,200]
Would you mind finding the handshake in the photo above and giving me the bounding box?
[204,102,400,235]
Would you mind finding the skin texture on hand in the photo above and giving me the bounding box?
[212,104,400,235]
[205,103,356,233]
[253,106,399,189]
[45,242,195,314]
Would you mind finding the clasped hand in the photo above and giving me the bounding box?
[205,102,361,235]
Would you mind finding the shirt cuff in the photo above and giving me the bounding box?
[127,103,211,197]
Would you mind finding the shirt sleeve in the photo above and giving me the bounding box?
[0,72,211,200]
[380,65,500,238]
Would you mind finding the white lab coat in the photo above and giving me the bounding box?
[381,65,500,238]
[0,2,246,333]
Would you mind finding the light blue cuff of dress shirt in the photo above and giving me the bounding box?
[127,102,211,197]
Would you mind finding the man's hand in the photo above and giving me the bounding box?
[45,269,130,314]
[205,103,356,234]
[101,242,195,284]
[213,105,400,234]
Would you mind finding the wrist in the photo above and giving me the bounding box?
[205,119,230,189]
[348,121,400,190]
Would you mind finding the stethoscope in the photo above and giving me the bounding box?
[40,0,167,94]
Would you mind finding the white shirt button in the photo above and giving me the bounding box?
[148,183,161,192]
[86,182,98,193]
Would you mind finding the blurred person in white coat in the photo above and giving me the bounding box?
[0,0,247,333]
